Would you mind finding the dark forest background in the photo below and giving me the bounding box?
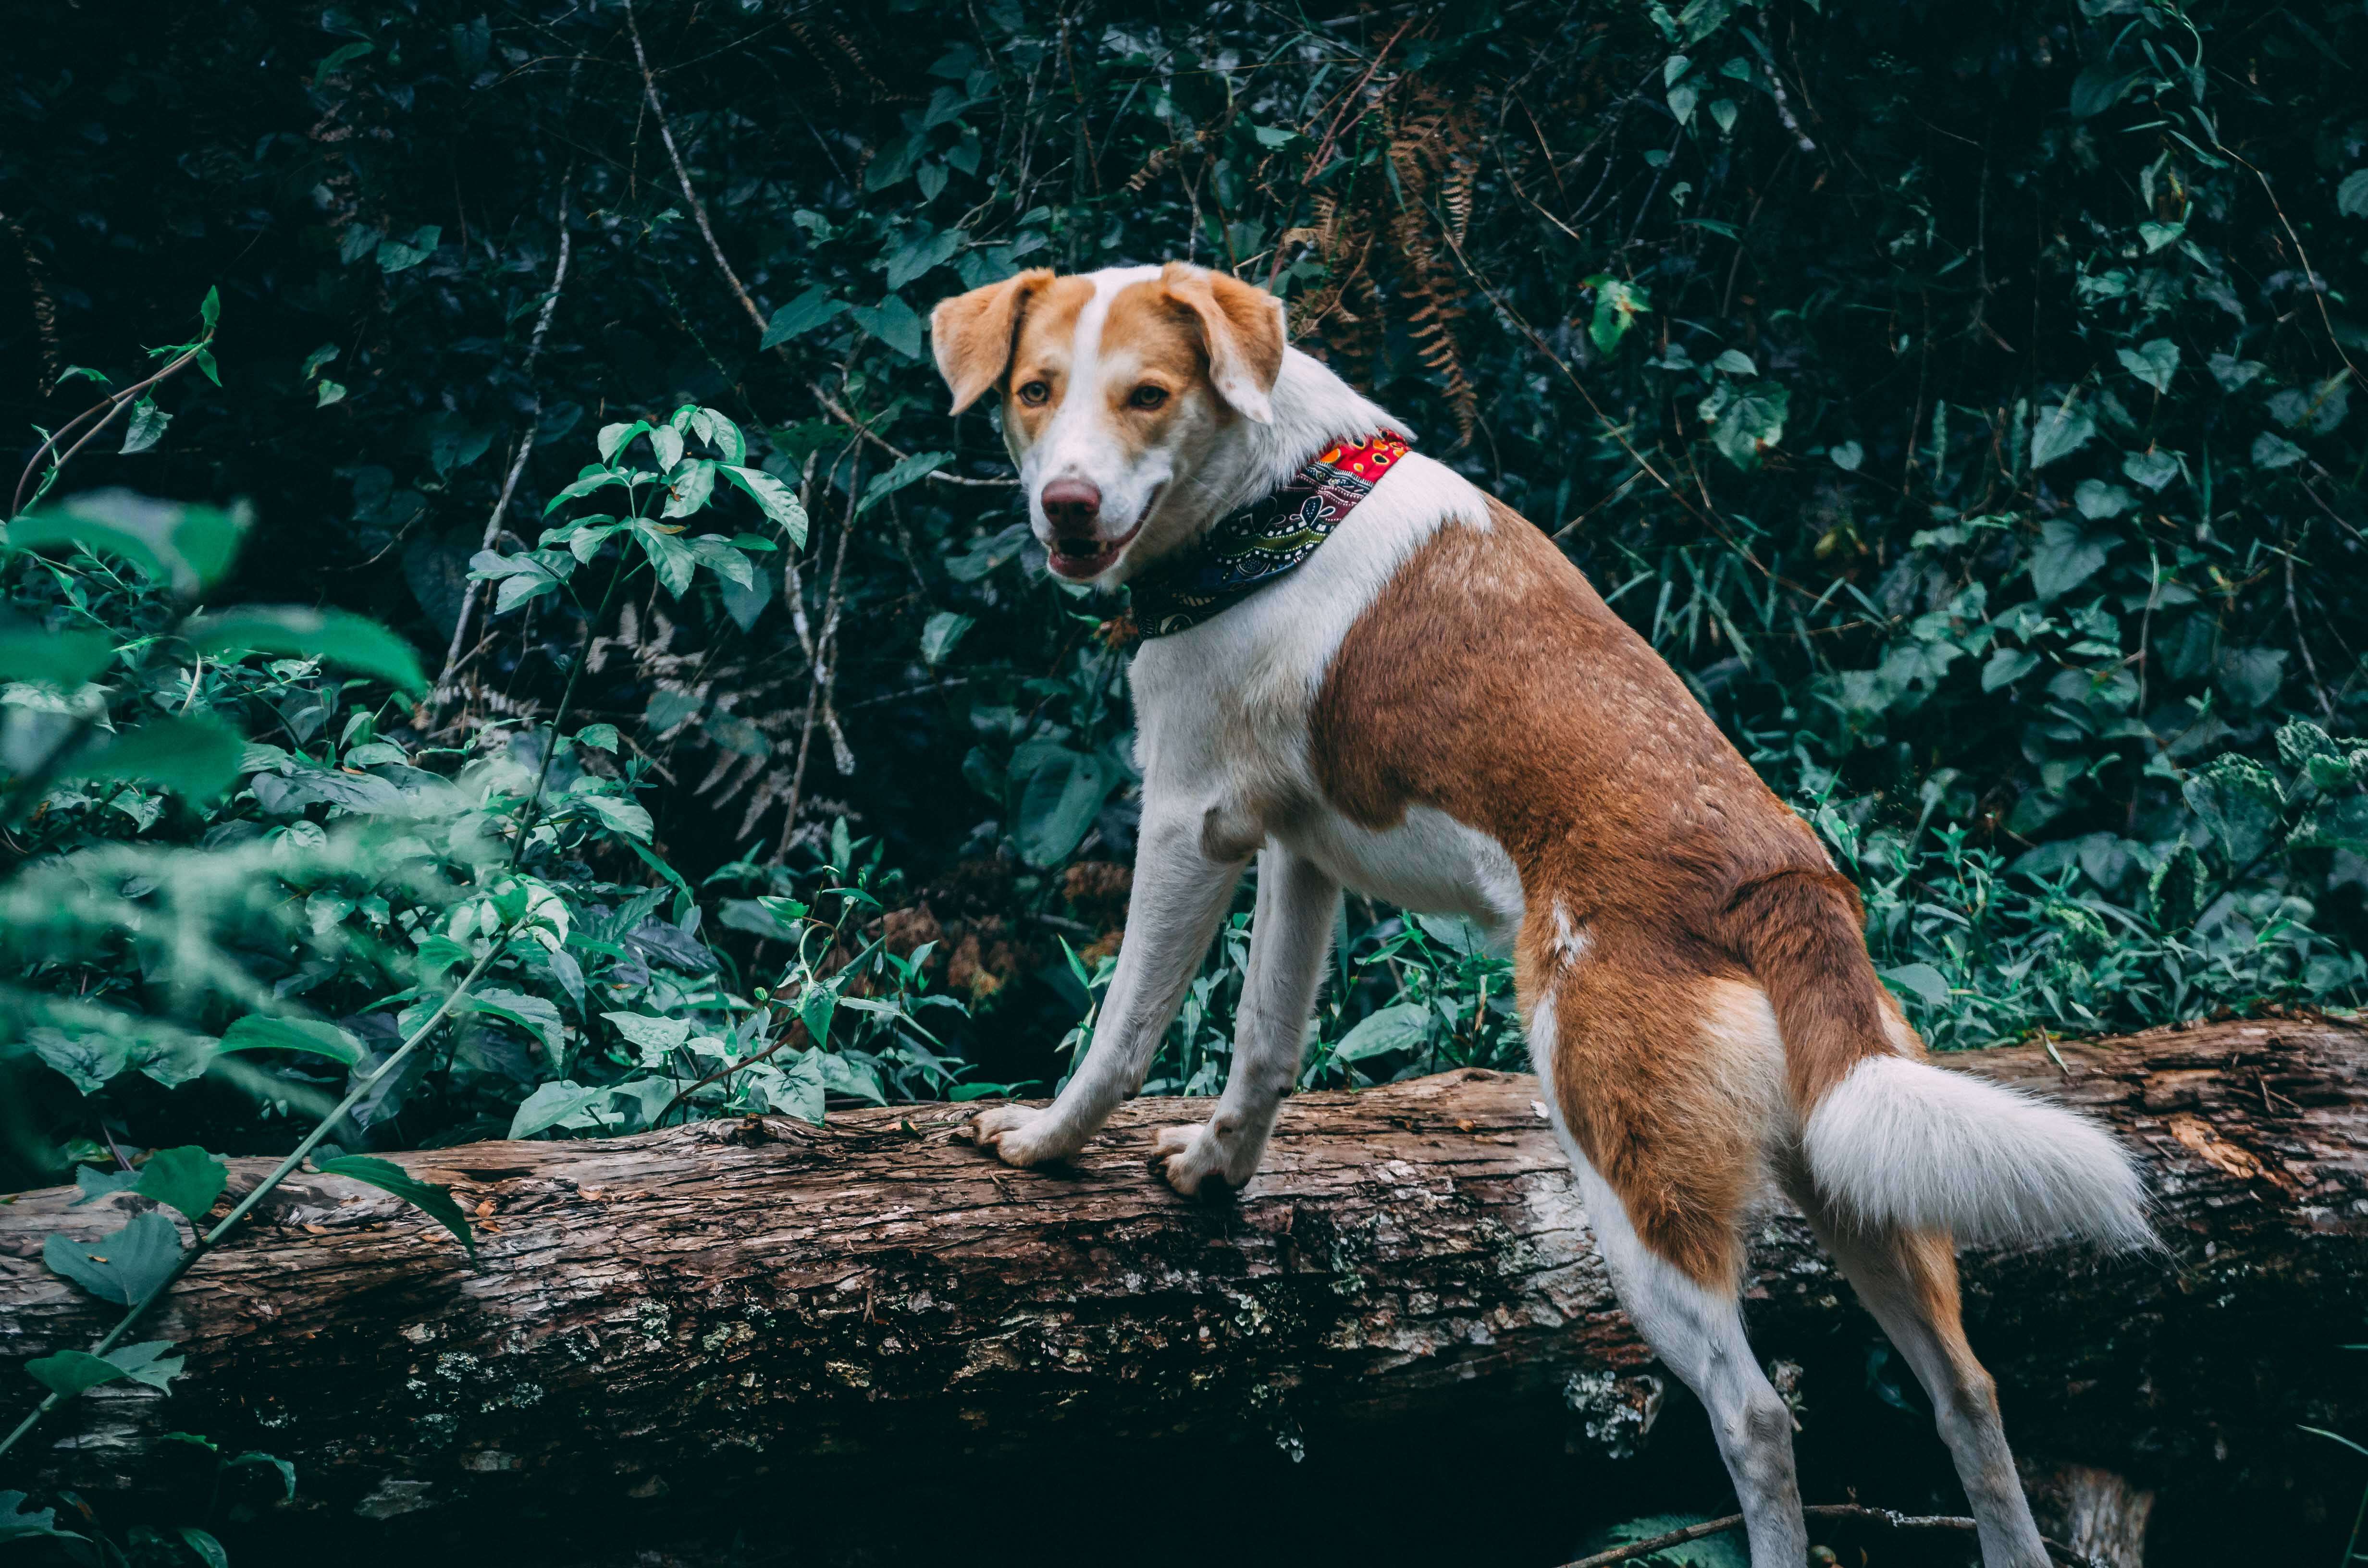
[4,0,2367,1560]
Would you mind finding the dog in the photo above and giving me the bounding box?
[929,262,2147,1567]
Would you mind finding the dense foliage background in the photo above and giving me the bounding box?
[4,0,2368,1559]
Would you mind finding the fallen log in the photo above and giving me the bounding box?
[3,1015,2365,1555]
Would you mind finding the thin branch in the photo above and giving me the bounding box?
[809,383,1020,488]
[624,0,767,339]
[434,178,577,704]
[1556,1503,2101,1568]
[12,339,211,517]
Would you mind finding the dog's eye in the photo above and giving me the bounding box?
[1017,380,1051,406]
[1129,384,1169,410]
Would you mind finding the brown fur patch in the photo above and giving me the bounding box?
[928,269,1054,413]
[1310,498,1895,1283]
[999,274,1097,434]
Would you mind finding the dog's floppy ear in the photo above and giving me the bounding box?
[929,269,1053,414]
[1160,263,1285,424]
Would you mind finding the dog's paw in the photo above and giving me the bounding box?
[968,1103,1061,1168]
[1148,1123,1238,1199]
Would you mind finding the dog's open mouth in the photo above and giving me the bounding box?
[1045,490,1159,580]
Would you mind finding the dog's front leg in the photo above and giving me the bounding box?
[971,808,1247,1168]
[1150,843,1337,1195]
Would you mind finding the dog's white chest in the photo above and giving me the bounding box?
[1281,805,1524,946]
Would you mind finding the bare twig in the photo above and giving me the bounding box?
[807,383,1019,487]
[624,0,767,339]
[12,338,211,517]
[1557,1503,2102,1568]
[434,179,576,705]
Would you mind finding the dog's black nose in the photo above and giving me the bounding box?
[1039,478,1101,532]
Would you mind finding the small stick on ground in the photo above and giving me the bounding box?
[1557,1502,2103,1568]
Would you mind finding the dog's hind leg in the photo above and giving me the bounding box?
[1528,939,1806,1568]
[972,809,1247,1168]
[1795,1199,2051,1568]
[1151,842,1338,1195]
[1558,1140,1806,1566]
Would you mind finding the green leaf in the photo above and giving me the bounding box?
[72,714,245,801]
[660,459,716,519]
[1981,649,2039,691]
[508,1079,611,1139]
[1827,440,1863,472]
[6,492,250,597]
[2029,519,2112,602]
[857,450,951,515]
[687,534,755,588]
[719,561,774,632]
[2029,397,2096,469]
[2116,338,2179,393]
[73,1166,144,1203]
[0,625,111,686]
[2216,646,2287,709]
[33,1031,130,1094]
[2295,792,2368,855]
[184,606,426,697]
[2184,754,2285,866]
[2068,64,2140,119]
[120,397,172,455]
[136,1147,228,1224]
[631,523,698,598]
[2337,170,2368,220]
[2148,842,2207,930]
[1011,744,1118,867]
[313,39,374,84]
[2072,479,2131,519]
[42,1213,185,1306]
[597,420,654,464]
[2251,430,2306,469]
[1333,1002,1431,1063]
[719,466,810,545]
[25,1340,184,1399]
[921,610,974,666]
[1879,962,1952,1007]
[0,1490,81,1543]
[847,293,925,359]
[576,723,621,753]
[2122,449,2180,491]
[465,988,565,1057]
[1584,275,1651,355]
[376,225,442,274]
[178,1526,230,1568]
[316,1155,476,1262]
[1699,383,1788,469]
[602,1011,692,1053]
[542,470,630,515]
[883,225,964,290]
[218,1016,365,1066]
[574,791,654,841]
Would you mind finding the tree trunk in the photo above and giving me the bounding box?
[4,1015,2364,1551]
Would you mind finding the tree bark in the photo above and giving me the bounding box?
[4,1015,2365,1543]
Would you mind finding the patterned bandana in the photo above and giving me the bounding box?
[1122,432,1413,640]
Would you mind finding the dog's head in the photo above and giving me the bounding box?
[929,263,1286,584]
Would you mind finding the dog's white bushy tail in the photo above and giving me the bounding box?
[1801,1054,2153,1249]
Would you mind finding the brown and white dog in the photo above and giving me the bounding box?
[930,262,2147,1567]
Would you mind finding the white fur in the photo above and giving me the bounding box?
[1801,1054,2152,1250]
[1531,991,1808,1567]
